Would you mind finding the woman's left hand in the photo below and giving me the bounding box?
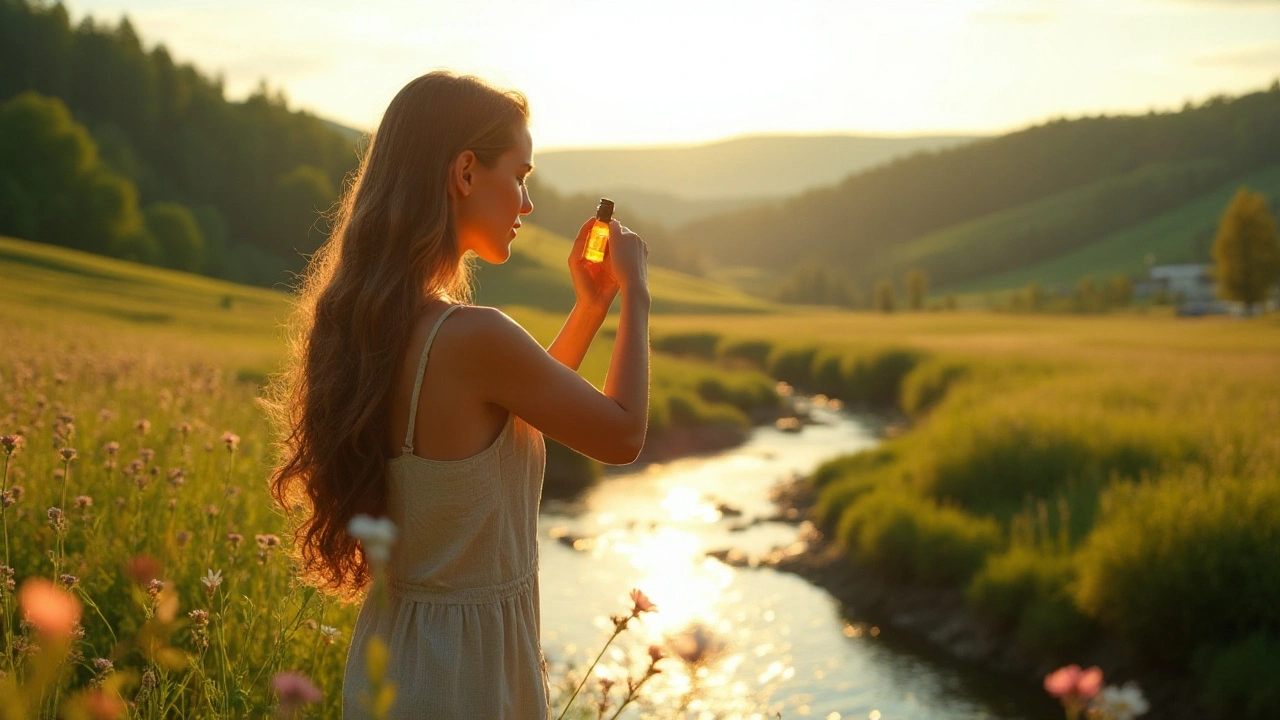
[568,216,621,312]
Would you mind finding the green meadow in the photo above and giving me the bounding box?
[652,310,1280,718]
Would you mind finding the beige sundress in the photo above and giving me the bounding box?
[343,305,550,719]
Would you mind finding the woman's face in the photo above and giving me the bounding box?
[452,126,534,264]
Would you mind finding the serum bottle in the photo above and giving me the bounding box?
[582,198,615,263]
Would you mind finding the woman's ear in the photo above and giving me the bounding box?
[448,150,477,199]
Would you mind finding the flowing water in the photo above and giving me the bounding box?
[538,398,1059,720]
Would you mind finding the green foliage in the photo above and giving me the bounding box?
[144,202,205,272]
[966,548,1090,655]
[1075,474,1280,664]
[680,84,1280,286]
[873,278,895,313]
[766,346,819,388]
[1212,186,1280,311]
[0,2,357,284]
[839,348,921,407]
[0,91,143,254]
[652,332,721,359]
[1195,634,1280,720]
[544,440,603,499]
[771,261,862,307]
[835,489,1001,584]
[718,339,773,369]
[900,358,967,416]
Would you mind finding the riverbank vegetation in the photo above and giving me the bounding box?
[651,310,1280,718]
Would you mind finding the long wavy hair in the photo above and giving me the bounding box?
[266,72,529,599]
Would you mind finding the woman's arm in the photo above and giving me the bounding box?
[547,302,609,372]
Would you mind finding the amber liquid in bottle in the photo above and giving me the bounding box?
[583,198,614,263]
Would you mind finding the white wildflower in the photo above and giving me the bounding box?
[347,514,399,563]
[201,569,223,595]
[1091,682,1149,720]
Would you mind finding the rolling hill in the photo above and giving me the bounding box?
[532,134,979,203]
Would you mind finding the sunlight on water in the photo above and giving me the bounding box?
[540,405,1054,719]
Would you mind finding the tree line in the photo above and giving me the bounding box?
[678,80,1280,288]
[0,0,355,285]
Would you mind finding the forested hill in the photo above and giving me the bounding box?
[678,83,1280,289]
[0,0,357,286]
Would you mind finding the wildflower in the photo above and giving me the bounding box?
[98,409,115,423]
[1,564,14,592]
[139,668,157,697]
[126,555,162,584]
[167,468,185,488]
[188,609,209,626]
[629,588,657,617]
[168,498,177,510]
[273,671,322,715]
[103,441,119,456]
[59,447,77,461]
[347,515,399,564]
[1045,664,1104,702]
[93,657,114,674]
[139,448,154,464]
[1091,683,1149,719]
[205,504,219,517]
[670,623,725,667]
[18,577,81,637]
[75,495,93,510]
[178,421,192,438]
[220,431,240,452]
[227,532,244,548]
[1,491,15,508]
[648,644,665,664]
[201,569,223,596]
[8,485,22,502]
[176,530,191,547]
[146,579,165,599]
[256,533,281,548]
[59,574,78,588]
[320,625,341,645]
[47,506,65,532]
[135,419,151,436]
[2,434,24,455]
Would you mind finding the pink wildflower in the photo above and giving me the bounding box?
[273,671,322,715]
[18,578,81,637]
[630,588,657,616]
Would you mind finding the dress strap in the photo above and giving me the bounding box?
[403,304,462,454]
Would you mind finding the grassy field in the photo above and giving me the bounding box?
[0,235,781,717]
[652,309,1280,718]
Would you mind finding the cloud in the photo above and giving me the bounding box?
[1194,43,1280,67]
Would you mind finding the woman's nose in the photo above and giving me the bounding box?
[520,187,533,215]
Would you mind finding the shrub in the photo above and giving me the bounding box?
[652,332,721,360]
[901,359,968,416]
[811,351,846,398]
[841,348,922,408]
[967,548,1090,655]
[1195,633,1280,720]
[1075,474,1280,665]
[809,447,897,490]
[719,339,773,369]
[835,489,1001,584]
[767,346,819,388]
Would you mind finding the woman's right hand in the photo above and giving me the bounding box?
[605,220,649,295]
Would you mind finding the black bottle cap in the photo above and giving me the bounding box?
[596,198,615,222]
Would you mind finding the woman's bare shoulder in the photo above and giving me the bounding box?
[429,304,538,355]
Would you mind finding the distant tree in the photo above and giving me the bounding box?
[874,278,896,313]
[265,164,336,258]
[1025,281,1046,312]
[1107,274,1134,309]
[1212,187,1280,315]
[904,268,929,310]
[0,91,142,253]
[144,202,204,272]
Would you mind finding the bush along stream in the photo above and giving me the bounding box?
[646,329,1280,720]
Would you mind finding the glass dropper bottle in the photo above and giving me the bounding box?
[582,198,615,263]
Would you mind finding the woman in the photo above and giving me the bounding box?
[268,72,651,719]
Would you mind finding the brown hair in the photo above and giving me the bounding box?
[266,72,529,599]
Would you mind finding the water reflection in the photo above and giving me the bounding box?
[540,404,1055,719]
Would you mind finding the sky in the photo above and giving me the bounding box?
[68,0,1280,150]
